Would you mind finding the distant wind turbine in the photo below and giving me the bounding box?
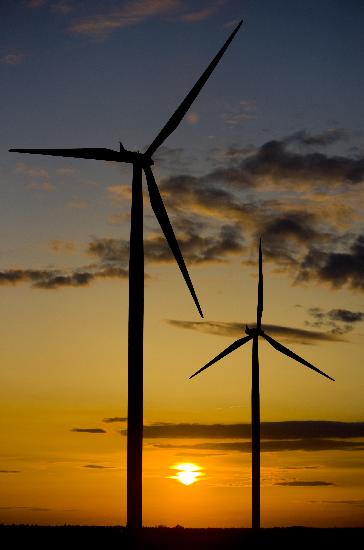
[190,239,334,530]
[9,20,243,529]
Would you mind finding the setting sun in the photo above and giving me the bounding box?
[169,463,204,486]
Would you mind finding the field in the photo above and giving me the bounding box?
[1,526,362,549]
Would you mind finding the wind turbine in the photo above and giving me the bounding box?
[190,240,334,530]
[9,20,243,529]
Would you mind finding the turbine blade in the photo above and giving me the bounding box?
[189,335,252,379]
[144,165,203,318]
[145,20,243,157]
[262,333,335,381]
[9,148,125,162]
[257,238,263,328]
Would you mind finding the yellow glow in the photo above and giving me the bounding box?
[169,463,204,486]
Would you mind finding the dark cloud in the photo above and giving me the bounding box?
[167,320,343,345]
[122,421,364,440]
[204,138,364,188]
[285,129,348,147]
[307,307,364,335]
[152,439,364,453]
[300,234,364,290]
[89,222,244,268]
[0,267,127,289]
[280,466,319,470]
[0,470,20,473]
[102,417,127,423]
[2,131,363,294]
[83,464,113,469]
[275,481,335,486]
[71,428,106,434]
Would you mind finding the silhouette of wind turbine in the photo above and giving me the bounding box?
[190,239,334,530]
[9,20,243,529]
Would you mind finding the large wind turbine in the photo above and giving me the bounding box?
[9,21,243,529]
[190,240,334,530]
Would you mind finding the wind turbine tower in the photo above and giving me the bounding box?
[10,21,243,529]
[190,240,334,530]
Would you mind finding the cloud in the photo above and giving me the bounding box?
[181,0,225,22]
[122,421,364,439]
[49,240,77,254]
[27,182,55,192]
[83,464,113,469]
[0,52,26,65]
[205,138,364,189]
[167,320,344,344]
[299,234,364,291]
[2,131,364,294]
[222,100,257,125]
[159,133,364,294]
[0,268,95,289]
[152,439,364,453]
[275,481,334,486]
[306,307,364,335]
[0,470,20,473]
[103,417,127,423]
[71,428,106,434]
[0,259,129,290]
[16,162,49,179]
[68,0,182,39]
[89,223,243,266]
[285,129,348,148]
[23,0,47,7]
[50,1,76,14]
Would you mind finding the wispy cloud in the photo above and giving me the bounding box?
[27,182,55,192]
[49,240,77,254]
[122,421,364,439]
[275,480,334,487]
[83,464,113,469]
[285,128,348,148]
[180,0,225,22]
[0,52,26,65]
[50,1,76,14]
[306,307,364,335]
[0,470,20,474]
[103,417,127,423]
[68,0,182,39]
[222,100,257,125]
[0,268,99,289]
[152,439,364,453]
[71,428,106,434]
[167,320,344,345]
[23,0,47,8]
[16,162,49,179]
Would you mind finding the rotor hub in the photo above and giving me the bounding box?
[245,325,264,337]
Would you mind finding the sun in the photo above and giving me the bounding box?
[169,463,204,486]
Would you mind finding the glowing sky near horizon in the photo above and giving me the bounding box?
[0,0,364,528]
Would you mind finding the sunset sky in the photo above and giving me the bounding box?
[1,0,363,528]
